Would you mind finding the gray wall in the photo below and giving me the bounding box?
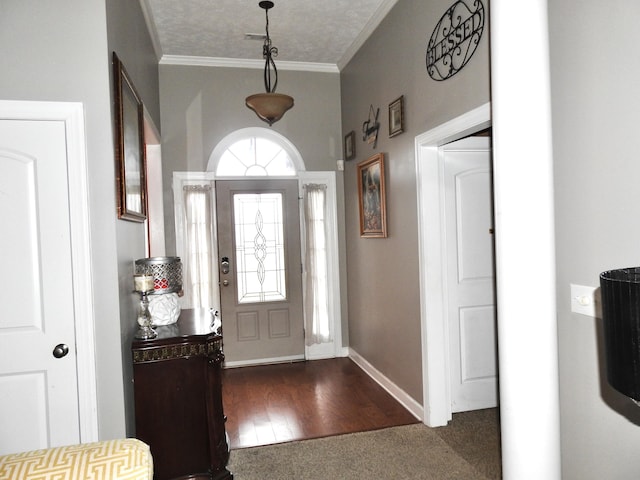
[549,0,640,477]
[158,64,348,340]
[159,64,343,246]
[0,0,158,440]
[340,0,490,403]
[106,0,161,436]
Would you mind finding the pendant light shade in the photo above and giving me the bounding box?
[246,93,294,126]
[245,1,294,126]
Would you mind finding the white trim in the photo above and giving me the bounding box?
[207,127,306,174]
[174,169,344,359]
[491,1,561,477]
[349,348,423,421]
[224,354,305,369]
[298,171,343,360]
[414,103,491,427]
[159,55,339,73]
[0,100,99,442]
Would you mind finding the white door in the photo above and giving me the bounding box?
[216,179,304,366]
[0,118,82,453]
[443,136,498,412]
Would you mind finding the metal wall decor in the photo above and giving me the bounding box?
[426,0,485,81]
[362,105,380,148]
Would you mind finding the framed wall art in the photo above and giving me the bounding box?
[388,95,404,138]
[344,130,356,160]
[113,52,147,222]
[357,153,387,238]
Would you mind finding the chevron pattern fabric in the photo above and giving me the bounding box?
[0,439,153,480]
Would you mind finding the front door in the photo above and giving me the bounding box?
[443,136,498,412]
[216,179,304,365]
[0,117,81,453]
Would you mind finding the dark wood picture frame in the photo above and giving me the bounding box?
[357,153,387,238]
[388,95,405,138]
[113,52,147,222]
[344,130,356,160]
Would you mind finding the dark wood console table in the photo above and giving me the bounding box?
[132,308,233,480]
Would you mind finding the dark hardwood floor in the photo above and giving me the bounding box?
[221,357,419,449]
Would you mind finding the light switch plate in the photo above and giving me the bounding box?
[570,284,599,317]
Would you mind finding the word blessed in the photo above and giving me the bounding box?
[426,0,485,81]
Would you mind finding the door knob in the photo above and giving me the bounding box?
[222,280,229,286]
[53,344,69,359]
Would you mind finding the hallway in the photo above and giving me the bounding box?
[222,357,419,449]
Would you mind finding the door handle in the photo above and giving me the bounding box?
[52,344,69,359]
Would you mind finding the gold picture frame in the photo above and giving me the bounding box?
[357,153,387,238]
[113,52,147,222]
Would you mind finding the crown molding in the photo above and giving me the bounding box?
[337,0,400,71]
[159,55,339,73]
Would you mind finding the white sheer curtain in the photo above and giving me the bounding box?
[182,185,215,308]
[303,184,331,345]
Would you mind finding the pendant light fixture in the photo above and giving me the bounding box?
[245,1,294,126]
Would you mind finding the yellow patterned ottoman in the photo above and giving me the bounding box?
[0,439,153,480]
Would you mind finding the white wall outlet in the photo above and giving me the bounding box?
[337,160,344,171]
[570,283,600,317]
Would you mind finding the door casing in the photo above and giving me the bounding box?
[0,100,98,446]
[415,102,491,426]
[173,171,345,365]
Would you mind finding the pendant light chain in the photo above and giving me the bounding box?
[245,1,294,126]
[263,5,278,93]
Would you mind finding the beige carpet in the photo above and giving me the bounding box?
[433,409,501,480]
[228,416,501,480]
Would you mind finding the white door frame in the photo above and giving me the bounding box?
[0,100,98,442]
[414,102,491,427]
[173,171,344,362]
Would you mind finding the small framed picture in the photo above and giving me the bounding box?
[357,153,387,238]
[388,95,405,138]
[344,130,356,160]
[113,52,147,222]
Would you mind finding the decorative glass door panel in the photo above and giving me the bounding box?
[234,193,286,304]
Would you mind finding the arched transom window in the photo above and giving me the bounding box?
[208,127,305,176]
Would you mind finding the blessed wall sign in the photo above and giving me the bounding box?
[426,0,485,81]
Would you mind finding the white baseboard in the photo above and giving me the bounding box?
[349,348,424,421]
[224,347,349,367]
[223,354,305,369]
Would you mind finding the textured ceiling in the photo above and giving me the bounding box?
[143,0,397,68]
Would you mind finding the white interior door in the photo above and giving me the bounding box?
[0,117,83,454]
[216,179,304,366]
[443,136,498,412]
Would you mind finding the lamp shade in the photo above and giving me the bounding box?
[246,92,294,126]
[600,267,640,401]
[135,256,182,295]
